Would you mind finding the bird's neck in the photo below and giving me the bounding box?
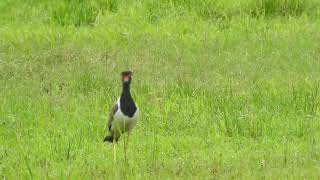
[121,83,131,96]
[120,82,137,117]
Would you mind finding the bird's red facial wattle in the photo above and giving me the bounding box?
[121,71,133,83]
[123,75,130,82]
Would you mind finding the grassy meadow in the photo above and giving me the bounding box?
[1,0,320,179]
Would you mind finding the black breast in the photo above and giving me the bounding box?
[120,95,137,117]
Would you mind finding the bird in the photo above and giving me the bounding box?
[103,71,139,160]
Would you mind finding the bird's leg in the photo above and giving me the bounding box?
[124,132,127,162]
[122,121,129,162]
[127,132,130,150]
[123,127,128,162]
[113,134,116,162]
[125,132,130,162]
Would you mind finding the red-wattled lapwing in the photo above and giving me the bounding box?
[104,71,139,160]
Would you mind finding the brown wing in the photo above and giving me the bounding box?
[107,104,118,131]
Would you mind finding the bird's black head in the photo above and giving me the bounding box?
[121,71,133,84]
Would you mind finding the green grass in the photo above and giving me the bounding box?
[1,0,320,179]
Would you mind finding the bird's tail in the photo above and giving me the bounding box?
[103,135,118,143]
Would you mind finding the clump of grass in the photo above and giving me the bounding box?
[170,0,226,19]
[51,0,118,26]
[291,81,320,115]
[143,0,172,24]
[249,0,312,17]
[141,0,318,23]
[143,0,228,23]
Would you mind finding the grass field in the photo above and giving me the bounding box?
[1,0,320,179]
